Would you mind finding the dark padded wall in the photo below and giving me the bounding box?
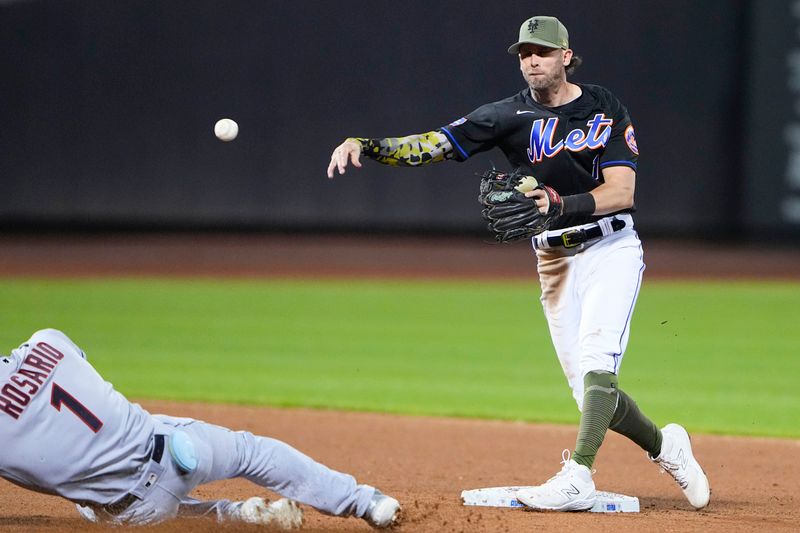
[744,1,800,235]
[1,0,762,236]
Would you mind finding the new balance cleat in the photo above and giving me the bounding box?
[516,450,596,511]
[650,423,710,509]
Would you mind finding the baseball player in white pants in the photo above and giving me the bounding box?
[536,215,643,409]
[0,329,400,529]
[327,13,710,514]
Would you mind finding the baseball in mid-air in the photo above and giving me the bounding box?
[214,118,238,142]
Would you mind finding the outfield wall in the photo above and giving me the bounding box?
[2,0,798,240]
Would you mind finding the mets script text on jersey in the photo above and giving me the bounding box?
[0,342,64,419]
[527,113,613,163]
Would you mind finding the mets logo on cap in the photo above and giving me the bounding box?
[624,125,638,155]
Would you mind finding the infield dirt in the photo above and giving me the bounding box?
[1,234,798,531]
[1,402,798,532]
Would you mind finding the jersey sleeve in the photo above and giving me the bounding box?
[439,102,501,162]
[30,329,88,361]
[599,95,639,171]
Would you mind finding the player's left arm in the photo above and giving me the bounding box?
[585,92,638,215]
[589,166,636,215]
[525,167,635,217]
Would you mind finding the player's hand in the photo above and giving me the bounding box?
[524,189,549,215]
[327,139,363,178]
[525,185,563,215]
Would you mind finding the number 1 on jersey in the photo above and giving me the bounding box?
[50,383,103,433]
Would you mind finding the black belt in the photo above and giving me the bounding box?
[102,434,165,515]
[544,217,627,248]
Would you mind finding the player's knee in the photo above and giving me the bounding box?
[583,370,618,403]
[583,370,618,390]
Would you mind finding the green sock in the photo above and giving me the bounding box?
[572,371,618,469]
[609,389,663,457]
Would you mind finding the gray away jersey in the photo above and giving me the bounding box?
[0,329,156,504]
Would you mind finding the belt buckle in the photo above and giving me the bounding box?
[561,230,582,248]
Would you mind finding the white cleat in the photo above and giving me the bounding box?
[75,504,99,523]
[364,489,401,528]
[650,423,711,509]
[238,497,304,529]
[516,450,596,511]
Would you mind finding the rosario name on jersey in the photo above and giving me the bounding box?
[0,329,156,504]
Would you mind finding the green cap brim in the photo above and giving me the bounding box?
[507,38,564,54]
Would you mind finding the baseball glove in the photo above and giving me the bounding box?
[478,168,561,243]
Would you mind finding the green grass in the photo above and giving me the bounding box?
[0,278,798,438]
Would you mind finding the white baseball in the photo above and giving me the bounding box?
[214,118,239,142]
[514,175,539,193]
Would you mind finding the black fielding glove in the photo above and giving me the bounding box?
[478,169,561,243]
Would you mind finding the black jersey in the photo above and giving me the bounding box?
[439,83,639,229]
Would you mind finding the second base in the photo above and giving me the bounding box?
[461,486,639,513]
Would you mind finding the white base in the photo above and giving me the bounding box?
[461,486,639,513]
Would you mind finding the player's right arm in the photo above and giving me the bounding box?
[327,101,504,178]
[327,131,454,178]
